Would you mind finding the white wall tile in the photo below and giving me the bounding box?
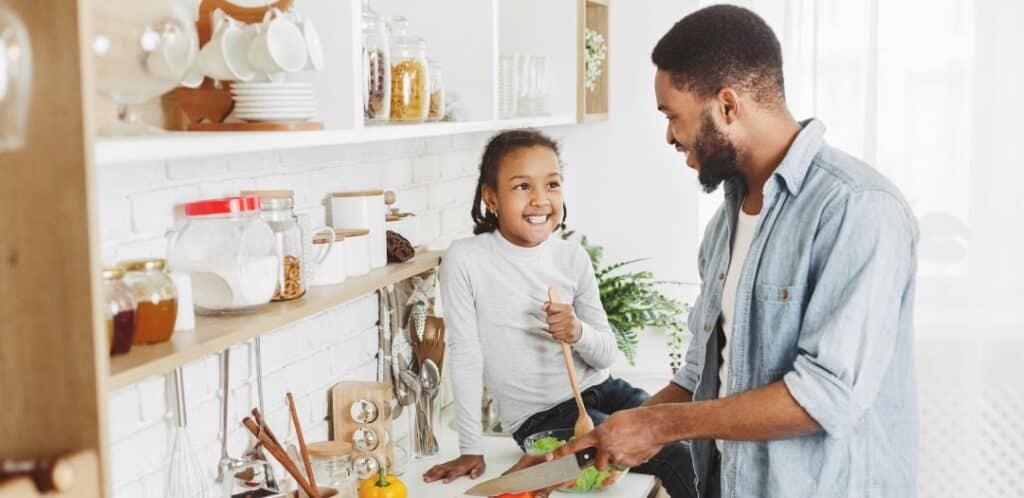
[99,161,167,196]
[129,185,201,236]
[108,386,141,442]
[138,376,168,425]
[166,155,233,181]
[412,155,443,184]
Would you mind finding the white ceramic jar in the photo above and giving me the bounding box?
[330,191,386,268]
[337,229,371,277]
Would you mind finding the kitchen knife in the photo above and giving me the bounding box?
[463,448,597,496]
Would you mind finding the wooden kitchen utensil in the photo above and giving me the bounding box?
[286,393,318,495]
[418,316,446,375]
[242,417,319,498]
[548,286,595,437]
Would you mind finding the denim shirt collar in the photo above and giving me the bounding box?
[724,118,826,202]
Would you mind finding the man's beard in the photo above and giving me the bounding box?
[693,111,741,193]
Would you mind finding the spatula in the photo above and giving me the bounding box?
[548,286,594,437]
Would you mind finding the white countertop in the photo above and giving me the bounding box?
[401,418,656,498]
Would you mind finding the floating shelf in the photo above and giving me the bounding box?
[95,115,577,165]
[107,250,442,391]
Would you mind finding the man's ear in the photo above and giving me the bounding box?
[717,87,742,125]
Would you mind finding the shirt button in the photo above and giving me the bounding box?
[718,272,725,280]
[780,289,789,300]
[704,323,711,332]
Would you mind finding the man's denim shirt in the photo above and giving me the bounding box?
[673,119,919,497]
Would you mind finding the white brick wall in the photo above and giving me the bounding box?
[101,134,490,498]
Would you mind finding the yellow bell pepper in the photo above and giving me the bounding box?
[358,468,407,498]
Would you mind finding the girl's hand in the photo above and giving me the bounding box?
[422,454,486,483]
[543,300,582,343]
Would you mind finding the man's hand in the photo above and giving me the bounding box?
[544,287,582,343]
[422,454,486,483]
[553,408,663,470]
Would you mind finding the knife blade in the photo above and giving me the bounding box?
[463,448,597,496]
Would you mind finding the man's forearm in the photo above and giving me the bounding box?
[643,382,693,406]
[648,380,821,443]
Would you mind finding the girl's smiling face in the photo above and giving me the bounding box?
[481,145,563,247]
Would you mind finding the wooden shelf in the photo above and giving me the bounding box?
[107,250,442,391]
[95,115,577,165]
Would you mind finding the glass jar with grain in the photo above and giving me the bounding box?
[102,268,136,356]
[387,17,429,122]
[118,259,177,344]
[259,197,306,301]
[361,3,390,122]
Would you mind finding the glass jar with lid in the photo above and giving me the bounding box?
[361,0,390,122]
[167,196,278,315]
[387,16,429,122]
[259,196,305,301]
[102,268,136,356]
[117,259,177,344]
[308,441,357,498]
[427,59,445,122]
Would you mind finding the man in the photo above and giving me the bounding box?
[512,5,918,497]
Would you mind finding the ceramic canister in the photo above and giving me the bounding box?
[330,191,386,268]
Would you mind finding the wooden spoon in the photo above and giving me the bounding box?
[548,286,595,437]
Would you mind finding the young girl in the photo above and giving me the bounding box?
[421,129,693,497]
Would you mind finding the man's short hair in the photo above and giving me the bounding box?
[652,4,785,105]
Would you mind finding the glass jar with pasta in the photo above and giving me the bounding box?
[387,17,429,122]
[361,2,390,122]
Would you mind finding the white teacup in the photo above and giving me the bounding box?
[247,8,307,74]
[199,9,254,82]
[282,10,325,72]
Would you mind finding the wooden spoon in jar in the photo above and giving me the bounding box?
[548,286,595,437]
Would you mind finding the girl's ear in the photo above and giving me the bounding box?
[481,184,498,214]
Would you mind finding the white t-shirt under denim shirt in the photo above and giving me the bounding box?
[718,206,760,453]
[440,230,618,455]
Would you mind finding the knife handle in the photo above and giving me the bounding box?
[575,448,598,468]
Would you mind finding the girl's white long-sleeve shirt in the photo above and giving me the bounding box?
[440,230,617,455]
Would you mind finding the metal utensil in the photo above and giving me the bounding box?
[217,349,248,485]
[463,448,598,496]
[414,359,441,456]
[168,368,209,498]
[243,336,279,490]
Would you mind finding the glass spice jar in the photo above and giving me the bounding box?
[361,2,390,122]
[427,58,445,122]
[102,268,136,356]
[308,442,357,498]
[118,259,177,344]
[387,17,429,122]
[259,197,305,301]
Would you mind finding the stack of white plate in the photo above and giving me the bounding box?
[230,82,317,122]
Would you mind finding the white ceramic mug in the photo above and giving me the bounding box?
[283,10,324,72]
[247,8,306,74]
[199,10,254,82]
[310,234,347,287]
[306,226,335,284]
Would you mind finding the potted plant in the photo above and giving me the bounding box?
[565,231,692,373]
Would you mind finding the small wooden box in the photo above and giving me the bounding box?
[330,381,393,475]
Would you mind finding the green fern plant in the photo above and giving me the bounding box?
[567,231,690,368]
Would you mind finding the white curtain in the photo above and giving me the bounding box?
[697,1,1024,495]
